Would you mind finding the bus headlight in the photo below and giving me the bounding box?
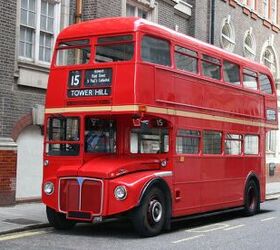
[44,182,54,195]
[114,185,127,200]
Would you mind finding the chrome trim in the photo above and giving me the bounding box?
[58,177,104,217]
[154,171,173,177]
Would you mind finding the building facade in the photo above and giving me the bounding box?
[0,0,279,205]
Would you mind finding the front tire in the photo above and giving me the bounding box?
[243,180,260,216]
[132,187,166,237]
[46,206,76,230]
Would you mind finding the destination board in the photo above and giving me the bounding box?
[68,88,111,98]
[84,68,112,86]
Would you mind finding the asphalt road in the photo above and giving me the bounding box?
[0,199,279,250]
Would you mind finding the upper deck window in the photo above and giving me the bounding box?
[141,35,171,66]
[223,61,240,85]
[175,46,198,73]
[56,39,90,66]
[202,54,221,80]
[243,68,258,90]
[95,35,134,63]
[259,73,272,94]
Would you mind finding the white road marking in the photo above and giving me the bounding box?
[0,230,49,242]
[224,224,245,231]
[172,234,205,244]
[187,223,229,233]
[261,217,277,222]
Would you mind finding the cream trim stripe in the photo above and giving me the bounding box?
[45,105,278,129]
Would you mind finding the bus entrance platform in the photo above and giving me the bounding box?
[0,183,279,236]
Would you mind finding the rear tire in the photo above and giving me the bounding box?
[131,187,166,237]
[46,206,76,230]
[243,180,260,216]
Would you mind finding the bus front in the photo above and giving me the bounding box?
[42,18,173,237]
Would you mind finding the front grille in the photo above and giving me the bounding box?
[59,177,103,216]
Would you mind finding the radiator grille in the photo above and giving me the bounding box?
[59,178,103,216]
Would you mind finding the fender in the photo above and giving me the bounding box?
[244,171,261,201]
[105,171,173,217]
[137,172,173,230]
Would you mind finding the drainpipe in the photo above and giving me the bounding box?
[75,0,82,24]
[209,0,215,45]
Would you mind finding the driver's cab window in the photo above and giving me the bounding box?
[130,118,169,154]
[85,118,116,153]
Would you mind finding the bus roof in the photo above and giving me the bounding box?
[57,17,272,76]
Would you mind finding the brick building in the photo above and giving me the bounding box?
[0,0,279,206]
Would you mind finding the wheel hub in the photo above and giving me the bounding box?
[150,200,162,223]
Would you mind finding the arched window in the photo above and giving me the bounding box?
[262,46,277,78]
[220,16,235,52]
[243,29,256,60]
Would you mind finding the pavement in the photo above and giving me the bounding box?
[0,182,280,236]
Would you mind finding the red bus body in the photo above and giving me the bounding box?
[42,17,278,236]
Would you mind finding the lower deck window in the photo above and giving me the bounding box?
[130,127,169,154]
[176,129,200,154]
[203,131,222,154]
[225,134,242,155]
[244,135,259,155]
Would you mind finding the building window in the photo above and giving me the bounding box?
[271,0,278,23]
[123,0,158,22]
[263,0,269,19]
[19,0,60,64]
[220,16,235,52]
[266,131,276,153]
[243,29,256,60]
[262,46,277,78]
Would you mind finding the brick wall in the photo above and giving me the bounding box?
[0,145,17,206]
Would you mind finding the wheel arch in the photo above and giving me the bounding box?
[137,177,172,230]
[244,172,260,202]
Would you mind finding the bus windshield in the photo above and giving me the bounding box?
[85,118,116,153]
[46,116,80,156]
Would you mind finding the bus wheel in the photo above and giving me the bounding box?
[46,206,76,230]
[243,180,260,216]
[132,187,166,237]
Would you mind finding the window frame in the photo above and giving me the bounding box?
[19,0,61,65]
[201,54,222,80]
[203,130,223,155]
[174,45,198,74]
[244,134,259,155]
[141,34,171,67]
[176,129,201,155]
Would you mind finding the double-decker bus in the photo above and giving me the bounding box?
[42,17,278,237]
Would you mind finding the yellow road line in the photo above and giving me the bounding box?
[0,230,49,242]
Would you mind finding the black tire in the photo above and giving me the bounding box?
[243,180,260,216]
[132,187,166,237]
[46,206,76,230]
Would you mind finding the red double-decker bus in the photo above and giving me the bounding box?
[42,17,278,236]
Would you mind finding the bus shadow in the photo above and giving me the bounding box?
[53,207,276,239]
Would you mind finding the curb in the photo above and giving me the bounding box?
[0,223,50,237]
[265,193,280,201]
